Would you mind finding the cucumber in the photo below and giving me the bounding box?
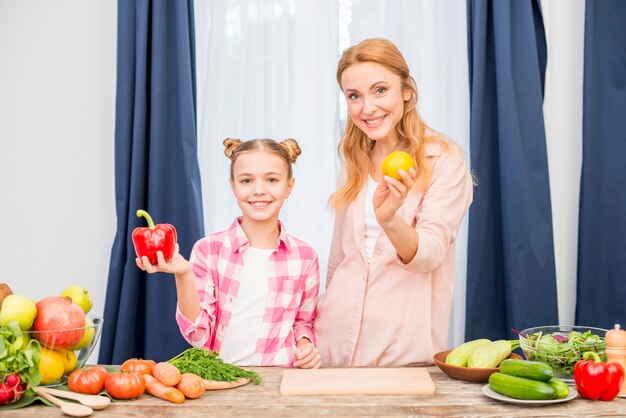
[445,339,491,367]
[498,359,553,382]
[547,378,570,399]
[488,372,556,400]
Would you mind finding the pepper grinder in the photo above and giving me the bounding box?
[605,323,626,396]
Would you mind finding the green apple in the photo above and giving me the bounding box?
[70,317,95,350]
[0,294,37,330]
[61,285,93,314]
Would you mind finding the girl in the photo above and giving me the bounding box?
[137,138,321,368]
[314,38,473,366]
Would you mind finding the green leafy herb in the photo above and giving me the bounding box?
[167,348,261,384]
[522,330,606,378]
[0,320,42,393]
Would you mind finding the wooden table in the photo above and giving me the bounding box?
[9,366,626,417]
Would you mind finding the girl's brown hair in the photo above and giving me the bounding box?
[331,38,446,211]
[223,138,301,179]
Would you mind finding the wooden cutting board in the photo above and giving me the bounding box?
[280,367,436,396]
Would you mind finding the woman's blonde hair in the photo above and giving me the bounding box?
[223,138,301,179]
[330,38,445,211]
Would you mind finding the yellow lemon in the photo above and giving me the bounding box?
[61,348,77,374]
[39,348,65,385]
[381,151,415,180]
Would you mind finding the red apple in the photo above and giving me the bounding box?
[32,296,86,349]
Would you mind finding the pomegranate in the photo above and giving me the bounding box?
[32,296,86,349]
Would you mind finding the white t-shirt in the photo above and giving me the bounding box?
[365,176,382,263]
[218,247,273,365]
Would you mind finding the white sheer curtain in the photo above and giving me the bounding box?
[194,0,339,281]
[194,0,469,345]
[350,0,470,346]
[541,0,585,326]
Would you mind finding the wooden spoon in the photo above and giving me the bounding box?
[37,387,111,410]
[33,387,93,417]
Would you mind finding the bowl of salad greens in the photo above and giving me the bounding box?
[519,325,607,381]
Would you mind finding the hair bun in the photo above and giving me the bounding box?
[223,138,242,159]
[280,138,302,164]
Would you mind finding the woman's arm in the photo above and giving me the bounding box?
[373,167,419,263]
[403,147,473,272]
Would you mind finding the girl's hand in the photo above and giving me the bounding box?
[373,167,416,227]
[293,339,321,369]
[135,243,192,275]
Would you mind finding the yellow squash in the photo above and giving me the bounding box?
[468,340,513,368]
[445,338,491,367]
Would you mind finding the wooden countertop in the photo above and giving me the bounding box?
[9,366,626,417]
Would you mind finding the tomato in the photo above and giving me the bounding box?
[121,358,157,375]
[105,371,146,400]
[68,366,109,395]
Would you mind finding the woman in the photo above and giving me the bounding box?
[314,38,473,367]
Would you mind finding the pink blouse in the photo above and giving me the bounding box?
[314,141,473,366]
[176,218,319,366]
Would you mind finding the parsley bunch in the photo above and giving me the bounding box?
[167,348,261,384]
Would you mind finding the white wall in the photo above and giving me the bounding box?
[0,1,117,361]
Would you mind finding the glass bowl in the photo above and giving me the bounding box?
[25,314,103,387]
[519,325,607,381]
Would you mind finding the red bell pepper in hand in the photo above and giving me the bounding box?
[574,351,624,401]
[132,210,177,264]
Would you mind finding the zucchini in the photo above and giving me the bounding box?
[445,339,491,367]
[547,377,570,399]
[488,372,556,400]
[498,359,553,382]
[468,340,511,368]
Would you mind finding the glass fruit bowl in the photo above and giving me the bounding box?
[24,314,104,387]
[519,325,607,381]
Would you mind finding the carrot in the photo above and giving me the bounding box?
[176,373,206,399]
[152,362,182,386]
[144,374,185,404]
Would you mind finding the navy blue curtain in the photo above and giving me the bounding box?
[576,1,626,328]
[100,0,204,364]
[465,0,558,341]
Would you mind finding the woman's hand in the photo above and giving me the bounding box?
[135,243,192,276]
[373,167,416,227]
[293,338,321,369]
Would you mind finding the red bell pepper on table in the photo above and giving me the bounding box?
[132,210,177,264]
[574,351,624,401]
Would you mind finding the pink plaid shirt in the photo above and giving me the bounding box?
[175,217,319,366]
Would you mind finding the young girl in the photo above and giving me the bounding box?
[314,38,473,366]
[137,138,321,368]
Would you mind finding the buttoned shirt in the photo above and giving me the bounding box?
[315,141,473,366]
[175,218,319,366]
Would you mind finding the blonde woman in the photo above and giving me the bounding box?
[314,38,473,366]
